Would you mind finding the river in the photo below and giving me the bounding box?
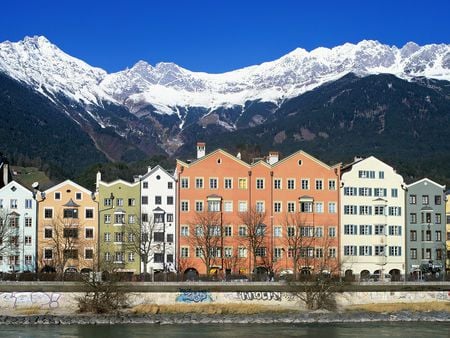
[1,323,449,338]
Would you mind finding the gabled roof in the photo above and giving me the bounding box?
[271,149,341,170]
[98,178,140,188]
[44,179,93,195]
[139,165,176,180]
[407,177,445,190]
[0,180,34,195]
[177,149,250,169]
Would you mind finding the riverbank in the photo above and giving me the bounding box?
[0,310,449,325]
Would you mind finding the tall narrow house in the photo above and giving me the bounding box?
[406,178,446,277]
[340,156,406,280]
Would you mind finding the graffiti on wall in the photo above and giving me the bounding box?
[238,291,283,301]
[175,289,213,303]
[0,292,61,309]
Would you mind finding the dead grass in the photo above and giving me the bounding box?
[131,303,295,315]
[345,301,450,313]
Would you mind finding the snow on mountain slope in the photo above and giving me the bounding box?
[1,36,450,123]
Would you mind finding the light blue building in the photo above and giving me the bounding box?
[0,181,37,273]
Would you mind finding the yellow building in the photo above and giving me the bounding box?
[37,180,98,273]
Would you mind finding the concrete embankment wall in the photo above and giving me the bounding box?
[0,282,449,315]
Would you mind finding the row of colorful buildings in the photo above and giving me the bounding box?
[0,145,449,279]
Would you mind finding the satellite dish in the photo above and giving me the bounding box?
[32,182,39,189]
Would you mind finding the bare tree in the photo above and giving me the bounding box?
[0,209,20,255]
[238,205,267,280]
[188,211,223,277]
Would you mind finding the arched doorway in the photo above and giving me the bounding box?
[184,268,199,281]
[389,269,401,281]
[360,270,370,281]
[344,269,354,281]
[80,268,92,274]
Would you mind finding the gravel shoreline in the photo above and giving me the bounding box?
[0,311,449,325]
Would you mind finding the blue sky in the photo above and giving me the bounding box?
[1,0,449,73]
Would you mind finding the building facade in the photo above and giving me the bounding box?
[445,192,450,274]
[176,143,340,277]
[0,181,37,273]
[96,173,141,274]
[406,178,446,277]
[139,165,177,274]
[37,180,98,273]
[340,156,406,280]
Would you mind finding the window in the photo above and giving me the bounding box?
[285,202,295,213]
[63,208,78,219]
[195,178,204,189]
[44,249,53,260]
[435,213,442,224]
[115,198,123,207]
[85,228,94,239]
[256,201,264,212]
[358,170,375,179]
[359,205,372,215]
[238,178,247,190]
[388,225,402,236]
[63,229,78,238]
[344,205,357,215]
[435,195,442,205]
[328,202,336,214]
[344,224,358,235]
[10,217,19,228]
[424,230,432,241]
[274,202,282,213]
[391,189,398,198]
[378,171,384,179]
[224,247,232,258]
[315,202,324,213]
[24,255,32,265]
[54,192,61,200]
[104,232,111,242]
[208,200,220,212]
[104,198,112,207]
[360,224,372,235]
[195,201,204,212]
[328,180,336,190]
[44,228,53,239]
[9,199,17,209]
[374,188,387,197]
[344,187,357,196]
[128,198,136,206]
[181,226,189,236]
[359,246,372,256]
[359,187,372,196]
[255,247,267,257]
[436,231,442,242]
[75,192,82,200]
[238,201,247,212]
[181,201,189,212]
[24,236,32,245]
[274,248,282,259]
[166,233,174,243]
[287,226,295,237]
[274,226,282,237]
[315,227,323,237]
[328,227,336,237]
[224,178,232,189]
[238,247,247,258]
[85,208,94,219]
[25,199,33,209]
[374,206,385,215]
[224,201,233,212]
[128,252,135,262]
[301,179,309,190]
[154,232,164,242]
[44,208,53,219]
[143,182,148,189]
[114,252,124,262]
[167,214,173,222]
[167,254,174,263]
[410,249,417,259]
[315,179,323,190]
[409,195,417,204]
[224,226,232,237]
[388,207,401,216]
[181,247,189,258]
[410,213,417,223]
[422,212,432,224]
[25,217,32,227]
[209,178,218,189]
[155,196,162,205]
[128,215,135,224]
[0,199,2,208]
[154,213,164,223]
[104,214,111,224]
[389,246,401,256]
[238,226,247,237]
[300,226,314,237]
[168,182,173,189]
[373,245,384,256]
[328,248,337,258]
[114,232,124,242]
[424,248,431,259]
[300,202,313,213]
[344,246,357,256]
[104,252,111,261]
[256,178,264,190]
[374,224,385,235]
[141,196,148,205]
[287,179,295,190]
[410,230,417,241]
[422,195,429,205]
[85,249,94,260]
[181,178,189,189]
[63,249,78,259]
[274,179,281,189]
[114,213,125,224]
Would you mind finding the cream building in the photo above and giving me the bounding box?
[340,156,406,280]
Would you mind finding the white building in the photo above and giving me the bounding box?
[139,166,177,274]
[340,156,406,280]
[0,181,37,273]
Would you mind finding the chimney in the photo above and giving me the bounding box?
[267,151,279,165]
[147,166,152,173]
[354,156,363,162]
[3,163,9,186]
[236,152,241,160]
[196,142,206,159]
[95,171,101,191]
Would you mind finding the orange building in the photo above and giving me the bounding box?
[176,143,340,278]
[37,180,98,273]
